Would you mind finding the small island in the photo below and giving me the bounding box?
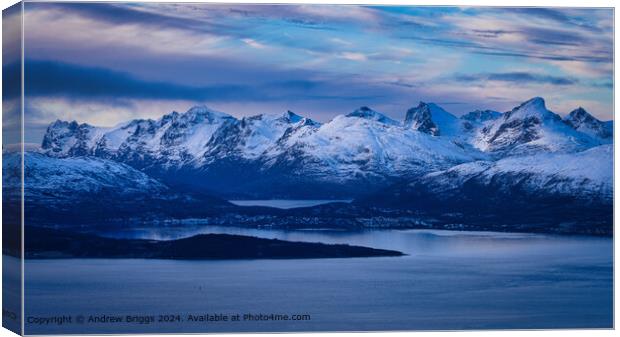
[20,227,404,260]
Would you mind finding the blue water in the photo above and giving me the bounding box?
[23,226,612,334]
[228,199,352,209]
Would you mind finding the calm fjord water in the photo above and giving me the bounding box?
[23,225,612,334]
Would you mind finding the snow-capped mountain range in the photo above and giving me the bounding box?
[471,97,605,155]
[358,143,612,234]
[37,96,611,199]
[41,104,480,177]
[4,96,611,233]
[367,143,612,206]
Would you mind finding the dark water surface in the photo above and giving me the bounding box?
[23,227,612,334]
[228,199,352,209]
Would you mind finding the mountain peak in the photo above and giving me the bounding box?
[504,97,558,121]
[564,106,612,140]
[41,119,97,156]
[346,106,398,125]
[46,119,95,134]
[186,104,214,113]
[515,97,546,112]
[284,110,320,126]
[410,101,438,111]
[405,103,439,135]
[525,96,545,106]
[48,119,80,129]
[568,107,592,121]
[184,105,232,122]
[49,119,67,127]
[159,111,180,124]
[425,102,441,109]
[474,97,599,154]
[248,110,307,124]
[405,102,458,136]
[347,106,374,117]
[284,110,303,123]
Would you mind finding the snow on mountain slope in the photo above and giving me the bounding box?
[359,143,612,232]
[563,107,613,141]
[420,144,612,202]
[3,151,237,224]
[42,120,108,156]
[235,113,294,159]
[42,106,319,167]
[161,106,236,160]
[472,97,600,155]
[3,151,168,203]
[220,110,319,161]
[43,105,237,166]
[356,144,612,235]
[262,106,481,182]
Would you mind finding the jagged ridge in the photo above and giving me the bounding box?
[38,97,612,198]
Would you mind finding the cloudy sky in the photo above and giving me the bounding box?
[8,3,615,143]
